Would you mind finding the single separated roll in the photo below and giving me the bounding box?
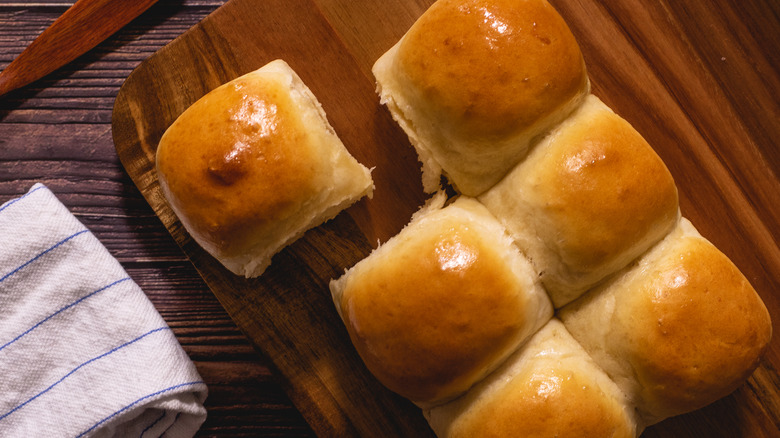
[156,59,374,278]
[479,95,680,307]
[330,194,553,407]
[426,319,638,438]
[373,0,590,196]
[559,218,772,426]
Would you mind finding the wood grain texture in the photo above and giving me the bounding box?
[1,1,315,436]
[2,0,778,436]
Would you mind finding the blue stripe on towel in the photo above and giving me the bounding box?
[161,412,183,436]
[0,277,132,354]
[139,410,167,438]
[0,229,89,283]
[77,381,205,438]
[0,185,45,215]
[0,327,173,423]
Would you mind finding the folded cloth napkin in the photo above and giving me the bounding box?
[0,184,208,437]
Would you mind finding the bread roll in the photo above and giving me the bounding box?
[373,0,589,196]
[559,218,772,426]
[426,319,639,438]
[479,95,680,307]
[330,194,552,407]
[156,59,373,278]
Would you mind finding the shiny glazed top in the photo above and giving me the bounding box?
[528,98,679,272]
[449,367,635,438]
[615,236,772,418]
[156,72,319,257]
[395,0,587,139]
[339,218,531,404]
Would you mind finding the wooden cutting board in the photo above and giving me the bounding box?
[111,0,780,436]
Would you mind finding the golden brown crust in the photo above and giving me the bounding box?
[617,236,772,418]
[560,220,773,424]
[156,74,318,257]
[479,96,679,306]
[333,197,551,404]
[157,60,373,277]
[531,102,679,272]
[450,369,635,438]
[395,0,587,139]
[426,320,637,438]
[341,223,527,402]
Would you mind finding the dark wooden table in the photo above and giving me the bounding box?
[3,0,780,437]
[0,0,314,436]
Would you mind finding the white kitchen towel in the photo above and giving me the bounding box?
[0,184,208,437]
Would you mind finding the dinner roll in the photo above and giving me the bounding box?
[156,59,373,278]
[373,0,589,196]
[559,218,772,426]
[479,95,680,307]
[330,193,552,407]
[426,319,639,438]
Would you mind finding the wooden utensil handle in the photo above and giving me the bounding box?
[0,0,159,97]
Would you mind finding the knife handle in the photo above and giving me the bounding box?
[0,0,159,97]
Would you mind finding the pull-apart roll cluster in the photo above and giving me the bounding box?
[331,0,771,436]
